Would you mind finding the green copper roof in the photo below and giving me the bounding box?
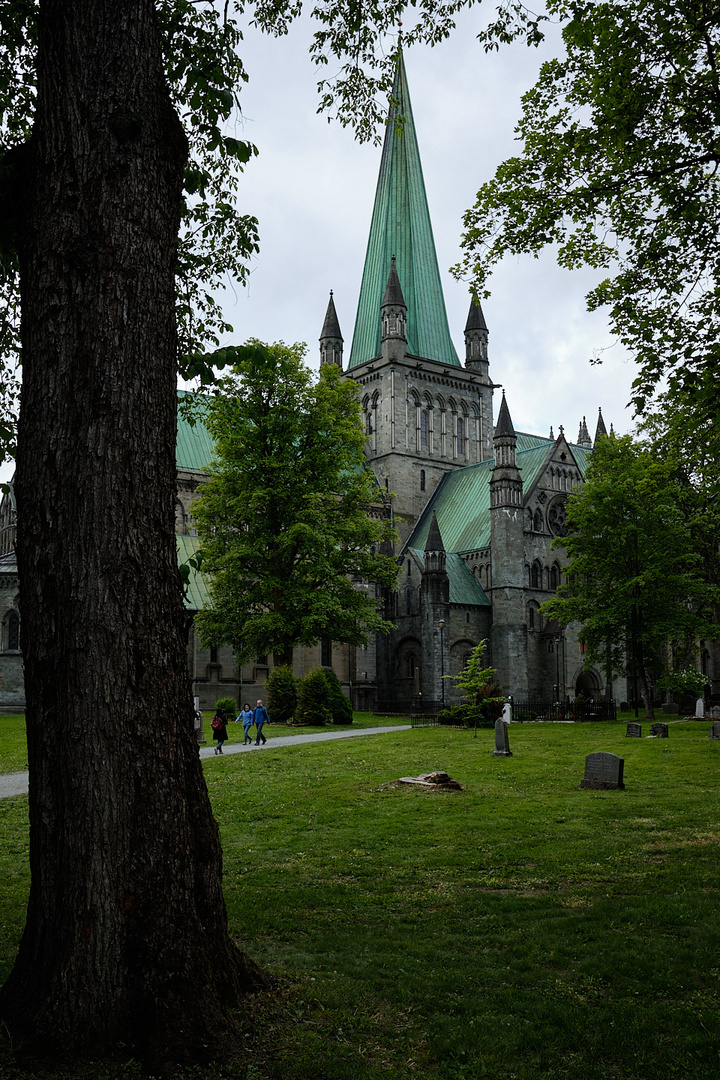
[406,433,591,554]
[409,548,491,606]
[347,53,461,369]
[176,391,214,473]
[176,534,210,611]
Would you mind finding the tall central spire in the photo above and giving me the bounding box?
[347,52,461,369]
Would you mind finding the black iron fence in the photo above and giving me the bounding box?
[511,700,617,722]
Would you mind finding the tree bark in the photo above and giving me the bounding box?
[0,0,267,1065]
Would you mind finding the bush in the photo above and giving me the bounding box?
[323,669,353,724]
[266,665,297,724]
[214,696,237,720]
[295,667,333,726]
[437,705,469,727]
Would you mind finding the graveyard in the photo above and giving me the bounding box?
[0,713,718,1078]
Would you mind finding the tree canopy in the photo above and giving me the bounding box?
[193,341,399,666]
[456,0,720,416]
[542,432,718,717]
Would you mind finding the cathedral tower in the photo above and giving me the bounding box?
[342,53,493,546]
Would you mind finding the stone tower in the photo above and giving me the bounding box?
[421,511,450,703]
[489,393,528,698]
[341,52,492,547]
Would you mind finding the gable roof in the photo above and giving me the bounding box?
[405,432,591,555]
[347,52,461,370]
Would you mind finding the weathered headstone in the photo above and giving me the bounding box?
[649,722,668,738]
[580,752,625,790]
[710,721,720,741]
[696,697,705,718]
[710,706,720,720]
[502,701,512,724]
[626,722,642,737]
[493,718,512,757]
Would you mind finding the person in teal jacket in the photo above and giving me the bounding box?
[253,699,269,745]
[237,703,254,745]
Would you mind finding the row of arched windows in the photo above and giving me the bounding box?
[549,467,579,492]
[361,390,484,462]
[529,561,561,591]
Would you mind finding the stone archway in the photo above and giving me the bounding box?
[575,669,600,700]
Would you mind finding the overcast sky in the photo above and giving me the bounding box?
[0,9,638,486]
[215,9,638,444]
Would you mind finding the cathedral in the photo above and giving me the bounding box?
[0,55,625,712]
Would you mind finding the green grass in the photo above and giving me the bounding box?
[1,718,719,1078]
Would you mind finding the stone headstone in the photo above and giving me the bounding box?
[710,721,720,741]
[650,722,668,738]
[696,698,705,718]
[493,718,512,757]
[502,701,512,724]
[580,752,625,790]
[710,706,720,720]
[626,722,642,737]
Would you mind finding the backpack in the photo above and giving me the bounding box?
[211,717,223,731]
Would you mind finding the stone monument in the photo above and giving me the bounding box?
[710,721,720,741]
[696,697,705,718]
[502,701,512,724]
[626,722,642,737]
[649,722,668,738]
[580,751,625,790]
[493,719,512,757]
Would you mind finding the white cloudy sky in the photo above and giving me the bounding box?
[215,8,638,443]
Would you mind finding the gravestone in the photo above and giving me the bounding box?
[502,701,512,724]
[710,721,720,741]
[493,719,512,757]
[580,752,625,790]
[696,698,705,718]
[650,722,668,738]
[710,706,720,720]
[626,722,642,737]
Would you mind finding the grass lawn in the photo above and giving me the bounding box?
[0,717,718,1078]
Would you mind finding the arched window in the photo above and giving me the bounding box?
[456,415,465,458]
[408,654,416,678]
[533,509,543,532]
[531,563,540,589]
[529,607,535,630]
[7,610,19,651]
[406,590,413,616]
[321,637,332,667]
[550,566,559,590]
[420,409,428,448]
[420,469,426,491]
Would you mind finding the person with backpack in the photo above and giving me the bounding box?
[253,699,269,745]
[237,702,254,745]
[211,710,228,755]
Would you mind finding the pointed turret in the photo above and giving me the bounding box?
[425,510,445,561]
[319,291,344,368]
[348,53,460,369]
[577,416,592,448]
[494,391,516,440]
[380,257,408,362]
[464,296,489,373]
[594,408,608,444]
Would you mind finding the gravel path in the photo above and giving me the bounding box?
[0,725,411,800]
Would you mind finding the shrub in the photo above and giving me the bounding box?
[437,705,469,726]
[323,669,353,724]
[214,696,237,720]
[295,667,332,726]
[266,665,297,724]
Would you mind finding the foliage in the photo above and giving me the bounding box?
[294,667,332,726]
[214,696,237,720]
[193,340,399,666]
[449,640,505,727]
[456,0,720,416]
[323,668,354,725]
[542,433,718,717]
[657,667,709,699]
[265,664,298,724]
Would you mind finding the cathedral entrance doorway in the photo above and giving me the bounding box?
[575,670,600,700]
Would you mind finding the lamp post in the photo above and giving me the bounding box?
[439,619,446,707]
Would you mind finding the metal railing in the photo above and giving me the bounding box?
[510,700,617,722]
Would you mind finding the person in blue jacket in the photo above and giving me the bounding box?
[237,702,254,745]
[254,699,269,745]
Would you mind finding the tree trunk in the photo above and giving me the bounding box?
[0,0,267,1065]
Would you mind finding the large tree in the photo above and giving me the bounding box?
[193,342,399,667]
[542,433,718,717]
[456,0,720,416]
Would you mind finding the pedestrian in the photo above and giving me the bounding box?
[211,710,228,755]
[238,702,254,745]
[254,699,269,745]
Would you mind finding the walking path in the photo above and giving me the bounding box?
[0,725,411,801]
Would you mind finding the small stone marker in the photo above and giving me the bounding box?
[493,718,512,756]
[711,706,720,720]
[580,751,625,790]
[710,721,720,741]
[650,722,668,738]
[502,701,512,724]
[696,697,705,718]
[626,722,642,737]
[397,771,462,790]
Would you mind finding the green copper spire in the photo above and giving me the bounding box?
[347,53,461,369]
